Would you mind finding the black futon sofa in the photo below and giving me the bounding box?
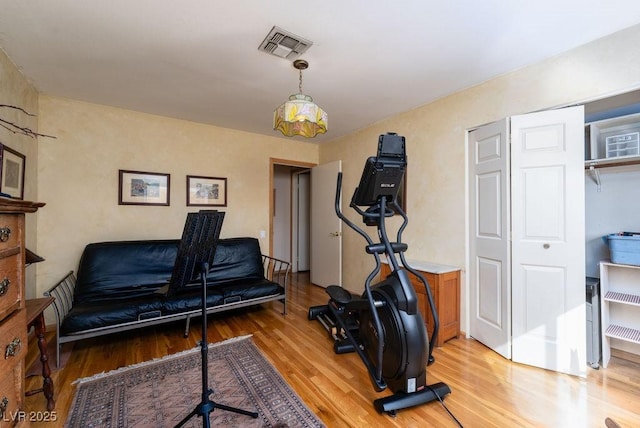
[45,237,289,366]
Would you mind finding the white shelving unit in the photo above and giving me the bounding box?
[599,261,640,368]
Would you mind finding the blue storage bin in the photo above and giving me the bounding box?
[604,232,640,266]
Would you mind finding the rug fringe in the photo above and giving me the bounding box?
[72,334,253,385]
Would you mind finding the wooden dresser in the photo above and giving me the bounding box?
[0,198,44,427]
[381,260,460,347]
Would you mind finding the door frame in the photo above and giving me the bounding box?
[269,158,316,258]
[292,169,311,272]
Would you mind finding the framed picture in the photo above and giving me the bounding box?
[119,170,170,206]
[187,175,227,207]
[0,145,26,199]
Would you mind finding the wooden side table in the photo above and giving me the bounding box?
[25,297,55,411]
[381,260,461,347]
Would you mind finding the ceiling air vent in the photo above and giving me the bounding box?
[258,26,312,60]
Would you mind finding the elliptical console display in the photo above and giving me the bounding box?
[308,133,451,415]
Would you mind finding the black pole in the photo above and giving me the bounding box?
[199,262,210,408]
[176,262,258,427]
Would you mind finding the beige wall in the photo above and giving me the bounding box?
[35,97,318,297]
[320,24,640,332]
[6,23,640,330]
[0,48,40,297]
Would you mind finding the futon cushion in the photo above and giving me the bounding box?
[74,240,178,304]
[74,238,266,303]
[205,238,265,284]
[61,295,165,334]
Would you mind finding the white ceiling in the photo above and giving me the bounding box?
[2,1,640,143]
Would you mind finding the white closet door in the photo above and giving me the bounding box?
[511,106,586,377]
[468,119,511,359]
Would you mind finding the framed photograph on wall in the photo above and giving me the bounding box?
[119,169,170,206]
[187,175,227,207]
[0,145,26,199]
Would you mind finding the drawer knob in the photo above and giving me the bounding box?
[0,226,10,242]
[0,396,8,418]
[0,277,9,296]
[4,337,21,359]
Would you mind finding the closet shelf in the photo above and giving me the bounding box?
[605,324,640,345]
[604,291,640,306]
[585,156,640,169]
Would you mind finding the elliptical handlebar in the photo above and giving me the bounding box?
[334,172,375,248]
[334,171,387,385]
[388,199,440,359]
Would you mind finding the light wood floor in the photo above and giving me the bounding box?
[24,272,639,427]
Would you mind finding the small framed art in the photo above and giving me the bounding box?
[0,145,26,199]
[118,169,170,206]
[187,175,227,207]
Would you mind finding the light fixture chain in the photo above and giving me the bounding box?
[299,68,303,94]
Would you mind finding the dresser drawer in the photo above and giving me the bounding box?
[0,309,26,376]
[0,216,19,252]
[0,364,23,428]
[0,255,20,323]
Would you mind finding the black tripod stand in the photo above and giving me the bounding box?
[168,210,258,427]
[175,261,258,427]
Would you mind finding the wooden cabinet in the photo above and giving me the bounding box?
[380,261,460,347]
[0,198,44,427]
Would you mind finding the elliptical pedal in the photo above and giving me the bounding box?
[326,285,353,305]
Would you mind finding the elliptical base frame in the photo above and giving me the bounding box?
[373,382,451,415]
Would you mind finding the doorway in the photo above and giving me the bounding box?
[269,159,315,272]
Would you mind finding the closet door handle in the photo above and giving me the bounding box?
[543,243,550,249]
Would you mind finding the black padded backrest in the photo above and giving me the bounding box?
[74,240,179,303]
[74,237,265,303]
[206,237,265,283]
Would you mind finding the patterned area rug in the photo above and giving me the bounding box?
[66,336,324,427]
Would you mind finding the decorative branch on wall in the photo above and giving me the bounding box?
[0,104,56,139]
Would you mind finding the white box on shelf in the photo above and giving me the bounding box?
[605,132,639,158]
[586,112,640,162]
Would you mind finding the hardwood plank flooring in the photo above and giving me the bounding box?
[24,272,639,427]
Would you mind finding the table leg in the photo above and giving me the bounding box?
[25,312,55,411]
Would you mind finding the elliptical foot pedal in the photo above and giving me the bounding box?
[326,285,353,305]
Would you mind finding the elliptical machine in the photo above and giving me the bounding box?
[308,133,451,415]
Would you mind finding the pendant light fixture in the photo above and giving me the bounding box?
[273,59,328,138]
